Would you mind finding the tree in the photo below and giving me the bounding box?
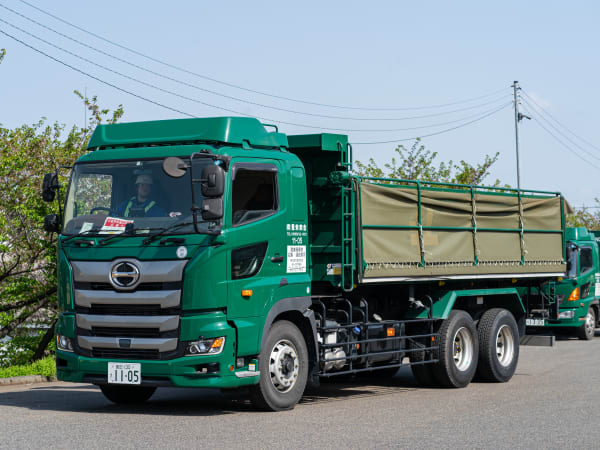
[567,200,600,230]
[354,138,501,186]
[0,49,123,365]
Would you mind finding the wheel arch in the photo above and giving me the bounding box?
[260,297,318,369]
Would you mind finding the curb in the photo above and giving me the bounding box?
[0,375,57,386]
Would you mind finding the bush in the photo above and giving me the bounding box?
[0,355,56,378]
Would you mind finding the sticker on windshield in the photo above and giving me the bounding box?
[287,246,306,273]
[100,217,134,234]
[80,222,94,233]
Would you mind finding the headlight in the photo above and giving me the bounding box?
[185,337,225,356]
[56,334,74,352]
[558,310,575,319]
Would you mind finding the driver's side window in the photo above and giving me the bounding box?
[73,174,112,217]
[231,166,278,226]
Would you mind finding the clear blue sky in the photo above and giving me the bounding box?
[1,0,598,207]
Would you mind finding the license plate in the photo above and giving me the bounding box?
[526,318,545,326]
[108,362,141,385]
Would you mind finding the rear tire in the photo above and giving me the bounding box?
[99,385,156,404]
[577,306,596,341]
[476,308,519,382]
[432,310,478,388]
[250,320,309,411]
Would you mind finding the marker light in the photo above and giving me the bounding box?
[241,290,253,297]
[387,327,395,337]
[185,337,226,356]
[567,287,580,301]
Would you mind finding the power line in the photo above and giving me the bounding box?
[521,97,600,162]
[0,19,512,133]
[352,102,512,145]
[16,0,510,112]
[520,105,600,170]
[0,3,512,122]
[521,90,600,152]
[0,28,196,118]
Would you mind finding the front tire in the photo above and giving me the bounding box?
[250,320,309,411]
[432,310,478,388]
[476,308,519,382]
[577,306,596,341]
[99,385,156,404]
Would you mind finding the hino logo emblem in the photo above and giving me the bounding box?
[110,261,140,288]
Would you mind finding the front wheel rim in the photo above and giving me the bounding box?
[496,324,515,367]
[268,339,300,393]
[585,311,595,336]
[452,327,474,371]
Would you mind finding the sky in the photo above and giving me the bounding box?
[0,0,599,207]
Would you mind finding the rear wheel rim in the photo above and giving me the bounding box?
[496,324,515,367]
[268,339,299,393]
[452,327,473,371]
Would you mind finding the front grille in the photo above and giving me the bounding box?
[82,304,168,316]
[91,327,161,338]
[74,281,182,291]
[91,348,160,360]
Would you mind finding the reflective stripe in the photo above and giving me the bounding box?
[124,198,156,217]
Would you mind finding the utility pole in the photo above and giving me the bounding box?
[512,81,521,191]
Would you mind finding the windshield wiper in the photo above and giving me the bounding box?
[142,222,195,245]
[62,228,101,244]
[98,224,163,246]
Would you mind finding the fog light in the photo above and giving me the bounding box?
[558,310,575,319]
[185,337,226,356]
[236,357,245,368]
[56,334,74,352]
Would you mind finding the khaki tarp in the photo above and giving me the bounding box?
[360,183,566,278]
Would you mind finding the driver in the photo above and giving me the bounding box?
[115,174,166,217]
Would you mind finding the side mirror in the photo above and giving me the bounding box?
[163,157,187,178]
[201,165,225,197]
[201,198,223,220]
[43,214,60,233]
[41,173,58,202]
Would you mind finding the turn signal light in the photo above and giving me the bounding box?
[211,337,224,349]
[241,290,253,297]
[567,287,580,301]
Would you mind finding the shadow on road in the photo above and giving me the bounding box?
[0,367,421,415]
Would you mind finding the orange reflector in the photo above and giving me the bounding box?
[229,365,234,372]
[356,344,360,350]
[387,327,395,337]
[567,287,580,301]
[432,336,435,342]
[241,289,253,297]
[211,337,224,349]
[581,303,585,307]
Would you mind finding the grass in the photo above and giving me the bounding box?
[0,355,56,378]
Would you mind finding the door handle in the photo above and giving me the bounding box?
[271,255,284,263]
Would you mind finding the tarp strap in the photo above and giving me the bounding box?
[518,191,526,264]
[470,186,479,265]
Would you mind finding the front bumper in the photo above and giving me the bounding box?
[55,311,260,389]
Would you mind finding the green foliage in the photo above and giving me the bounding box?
[355,138,501,186]
[0,355,56,378]
[567,199,600,230]
[0,54,124,366]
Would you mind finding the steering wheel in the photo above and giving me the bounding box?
[90,207,113,215]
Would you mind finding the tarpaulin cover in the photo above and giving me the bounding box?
[360,182,566,278]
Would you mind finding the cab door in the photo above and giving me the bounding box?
[226,161,288,320]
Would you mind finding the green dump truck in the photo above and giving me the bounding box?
[42,117,569,411]
[525,227,600,340]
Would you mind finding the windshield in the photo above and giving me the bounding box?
[63,158,216,236]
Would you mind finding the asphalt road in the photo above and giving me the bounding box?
[2,333,600,449]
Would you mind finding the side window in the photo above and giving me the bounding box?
[580,247,594,275]
[231,242,268,280]
[231,167,278,226]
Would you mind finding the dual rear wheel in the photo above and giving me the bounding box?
[411,308,519,387]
